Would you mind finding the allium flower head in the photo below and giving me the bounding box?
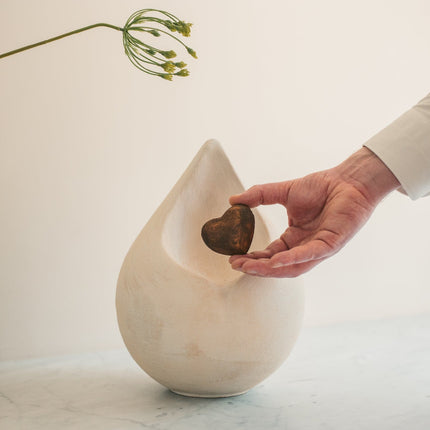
[0,8,197,81]
[122,9,197,80]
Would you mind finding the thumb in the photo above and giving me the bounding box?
[229,181,291,208]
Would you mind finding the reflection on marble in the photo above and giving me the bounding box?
[1,314,430,429]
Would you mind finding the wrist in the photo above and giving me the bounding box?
[336,147,400,205]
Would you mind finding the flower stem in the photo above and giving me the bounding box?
[0,23,124,59]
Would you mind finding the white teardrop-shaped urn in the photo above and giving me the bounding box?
[116,140,305,398]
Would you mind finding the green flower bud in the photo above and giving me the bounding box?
[175,61,187,69]
[161,50,177,59]
[161,73,173,81]
[175,69,190,77]
[186,47,197,59]
[176,21,192,37]
[161,61,176,73]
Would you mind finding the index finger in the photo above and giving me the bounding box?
[229,182,292,208]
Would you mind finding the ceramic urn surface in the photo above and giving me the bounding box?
[116,140,305,398]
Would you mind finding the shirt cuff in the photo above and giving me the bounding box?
[363,93,430,200]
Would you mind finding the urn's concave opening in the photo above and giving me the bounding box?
[161,141,270,284]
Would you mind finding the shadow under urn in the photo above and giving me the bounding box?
[116,139,304,398]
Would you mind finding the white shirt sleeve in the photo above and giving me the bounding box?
[364,92,430,200]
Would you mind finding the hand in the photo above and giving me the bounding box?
[229,148,400,278]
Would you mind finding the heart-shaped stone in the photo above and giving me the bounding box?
[201,204,255,255]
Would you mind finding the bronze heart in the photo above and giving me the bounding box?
[201,204,255,255]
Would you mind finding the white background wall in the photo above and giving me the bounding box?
[1,0,430,360]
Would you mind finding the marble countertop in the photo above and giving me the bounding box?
[1,313,429,429]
